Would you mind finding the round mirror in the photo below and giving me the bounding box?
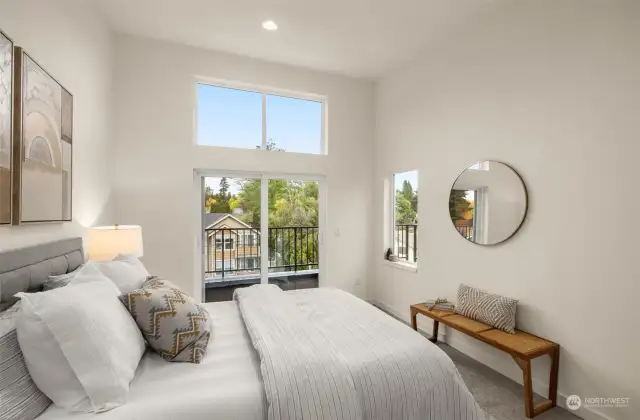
[449,161,527,245]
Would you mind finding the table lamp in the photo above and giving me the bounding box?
[87,225,143,261]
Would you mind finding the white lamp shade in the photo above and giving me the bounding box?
[88,225,143,261]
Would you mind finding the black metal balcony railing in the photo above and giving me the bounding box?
[204,227,319,279]
[396,224,417,262]
[456,225,473,240]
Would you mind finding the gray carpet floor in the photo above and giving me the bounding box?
[440,343,580,420]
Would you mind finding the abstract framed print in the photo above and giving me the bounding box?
[12,47,72,224]
[0,29,13,225]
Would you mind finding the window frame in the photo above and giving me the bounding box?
[194,77,328,155]
[215,237,235,251]
[389,170,419,267]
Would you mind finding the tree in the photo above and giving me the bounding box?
[204,185,217,213]
[449,190,472,222]
[256,139,286,152]
[234,179,261,227]
[401,180,413,201]
[208,177,232,213]
[219,177,229,195]
[395,181,418,225]
[395,191,417,224]
[232,179,319,229]
[270,181,318,227]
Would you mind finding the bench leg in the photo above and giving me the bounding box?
[430,320,439,343]
[410,307,418,331]
[512,354,557,419]
[548,346,560,406]
[522,359,535,418]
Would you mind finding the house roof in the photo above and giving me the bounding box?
[204,212,254,230]
[204,213,228,228]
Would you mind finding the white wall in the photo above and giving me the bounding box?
[373,2,639,420]
[111,35,374,300]
[0,0,114,250]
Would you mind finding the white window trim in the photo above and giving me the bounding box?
[194,169,327,302]
[194,77,328,155]
[383,259,418,273]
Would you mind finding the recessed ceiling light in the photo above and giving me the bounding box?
[262,20,278,31]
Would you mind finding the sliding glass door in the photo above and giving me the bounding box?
[267,178,320,291]
[201,173,324,302]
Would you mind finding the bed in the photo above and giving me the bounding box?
[0,238,491,420]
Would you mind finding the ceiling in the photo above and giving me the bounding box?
[90,0,491,79]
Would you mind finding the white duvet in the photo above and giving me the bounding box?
[39,287,490,420]
[235,285,492,420]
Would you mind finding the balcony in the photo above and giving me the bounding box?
[204,226,319,301]
[395,224,417,263]
[456,225,474,241]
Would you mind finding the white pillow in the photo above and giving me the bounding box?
[15,268,145,413]
[88,254,150,293]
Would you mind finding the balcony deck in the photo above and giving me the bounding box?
[204,269,319,302]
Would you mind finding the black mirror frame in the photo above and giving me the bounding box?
[448,161,528,246]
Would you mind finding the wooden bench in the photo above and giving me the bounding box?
[410,304,560,419]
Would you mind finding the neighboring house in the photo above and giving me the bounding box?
[204,213,260,274]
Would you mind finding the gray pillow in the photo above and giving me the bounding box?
[0,303,52,419]
[42,265,84,291]
[119,277,211,363]
[456,284,517,334]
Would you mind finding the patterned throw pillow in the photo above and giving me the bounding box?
[119,277,211,363]
[456,284,518,334]
[0,303,52,419]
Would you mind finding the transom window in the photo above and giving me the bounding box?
[196,82,325,155]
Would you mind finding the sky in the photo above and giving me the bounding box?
[197,84,322,154]
[206,177,243,195]
[395,170,418,192]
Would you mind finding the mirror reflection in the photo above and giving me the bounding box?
[449,161,527,245]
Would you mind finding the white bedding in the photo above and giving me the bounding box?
[235,286,491,420]
[38,288,489,420]
[37,301,265,420]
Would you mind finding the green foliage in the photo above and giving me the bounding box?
[449,190,472,221]
[395,181,418,225]
[231,179,318,228]
[233,178,319,271]
[205,142,319,271]
[207,177,234,214]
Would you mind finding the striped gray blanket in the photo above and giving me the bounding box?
[234,285,492,420]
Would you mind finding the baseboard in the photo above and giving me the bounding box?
[368,299,615,420]
[369,299,447,342]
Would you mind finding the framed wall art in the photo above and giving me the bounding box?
[0,29,13,225]
[12,47,72,224]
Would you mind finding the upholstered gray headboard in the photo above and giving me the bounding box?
[0,238,84,310]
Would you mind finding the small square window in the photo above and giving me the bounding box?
[197,85,262,149]
[266,95,323,154]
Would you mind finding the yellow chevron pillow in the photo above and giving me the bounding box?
[120,277,211,363]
